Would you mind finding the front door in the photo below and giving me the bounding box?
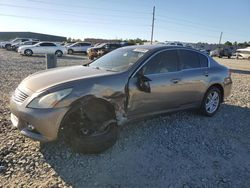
[127,49,183,118]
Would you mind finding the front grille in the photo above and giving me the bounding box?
[13,88,29,103]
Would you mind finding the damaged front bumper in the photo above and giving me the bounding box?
[10,99,69,142]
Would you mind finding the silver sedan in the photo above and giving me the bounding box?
[10,45,232,153]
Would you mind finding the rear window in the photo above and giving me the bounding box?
[178,50,200,69]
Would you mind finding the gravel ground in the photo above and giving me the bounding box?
[0,49,250,188]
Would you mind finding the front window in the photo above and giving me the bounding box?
[89,48,148,72]
[143,50,179,75]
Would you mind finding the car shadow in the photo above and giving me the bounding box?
[230,69,250,75]
[40,104,250,187]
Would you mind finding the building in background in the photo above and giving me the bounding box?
[0,32,66,42]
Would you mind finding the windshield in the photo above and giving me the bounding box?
[95,43,106,48]
[89,47,148,72]
[12,39,20,43]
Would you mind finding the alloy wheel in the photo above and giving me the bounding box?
[205,91,220,114]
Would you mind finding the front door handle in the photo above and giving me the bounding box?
[171,79,180,84]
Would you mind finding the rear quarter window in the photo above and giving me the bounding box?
[199,54,208,67]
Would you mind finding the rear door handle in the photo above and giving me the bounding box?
[171,79,180,84]
[203,71,209,77]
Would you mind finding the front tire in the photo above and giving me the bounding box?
[61,104,118,153]
[68,49,73,55]
[6,44,11,50]
[24,49,33,56]
[55,50,63,57]
[200,87,222,116]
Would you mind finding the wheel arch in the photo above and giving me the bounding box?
[24,49,33,55]
[206,83,224,102]
[60,95,117,129]
[56,49,63,53]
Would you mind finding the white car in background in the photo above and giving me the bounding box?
[18,42,67,57]
[66,42,92,54]
[12,41,39,51]
[1,38,39,50]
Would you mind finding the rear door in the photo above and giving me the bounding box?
[45,42,57,54]
[178,49,209,106]
[72,43,81,52]
[36,42,56,54]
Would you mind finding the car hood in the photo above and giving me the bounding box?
[20,65,113,92]
[12,42,20,46]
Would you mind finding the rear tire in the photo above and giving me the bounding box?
[200,86,222,117]
[24,49,33,56]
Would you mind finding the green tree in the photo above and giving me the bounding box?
[224,41,232,46]
[67,37,72,42]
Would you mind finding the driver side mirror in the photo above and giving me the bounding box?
[136,70,151,93]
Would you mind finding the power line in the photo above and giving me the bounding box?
[24,0,151,15]
[1,2,248,38]
[157,14,250,37]
[0,3,151,20]
[157,18,220,33]
[0,13,150,28]
[157,27,218,39]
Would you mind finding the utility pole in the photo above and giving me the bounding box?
[150,6,155,44]
[219,32,223,45]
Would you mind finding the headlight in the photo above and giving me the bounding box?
[27,88,72,109]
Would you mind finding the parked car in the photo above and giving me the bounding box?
[165,42,184,47]
[66,42,92,54]
[200,49,210,56]
[18,42,67,57]
[210,49,220,57]
[210,48,232,58]
[87,43,122,60]
[3,38,39,50]
[236,47,250,59]
[218,48,232,58]
[63,42,74,47]
[12,41,39,51]
[10,45,232,153]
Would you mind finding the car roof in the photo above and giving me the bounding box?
[38,41,56,44]
[121,44,200,52]
[120,45,210,59]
